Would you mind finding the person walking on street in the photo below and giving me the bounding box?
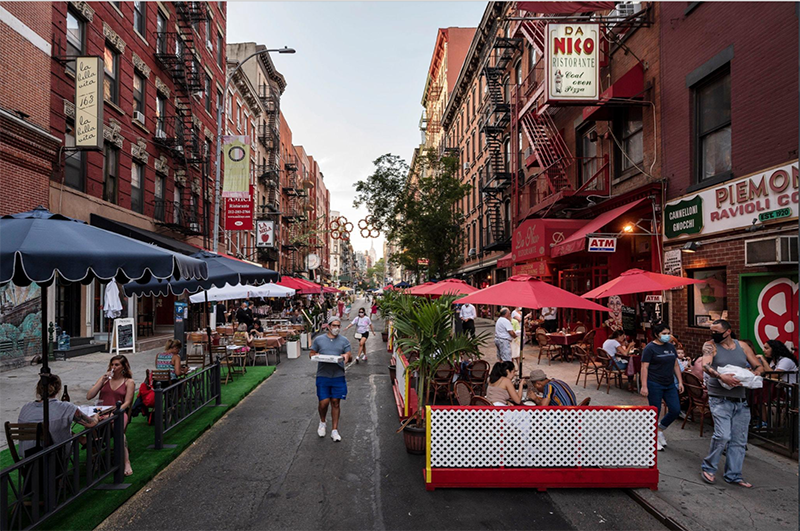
[460,302,477,338]
[700,319,763,487]
[640,323,684,452]
[494,308,516,363]
[541,307,557,333]
[344,307,374,362]
[310,316,353,442]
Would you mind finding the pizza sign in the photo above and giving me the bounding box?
[256,220,274,248]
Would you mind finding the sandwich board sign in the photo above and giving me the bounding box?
[110,317,136,355]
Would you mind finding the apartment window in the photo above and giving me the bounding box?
[226,93,232,120]
[154,174,165,221]
[133,73,145,121]
[688,268,728,327]
[695,68,731,183]
[472,89,477,118]
[237,104,242,130]
[217,32,224,67]
[133,1,145,36]
[131,162,144,213]
[173,185,183,224]
[504,138,511,172]
[515,61,523,86]
[155,93,166,137]
[205,76,212,113]
[528,43,538,72]
[578,126,598,187]
[617,107,643,174]
[466,139,471,164]
[64,120,85,191]
[66,10,84,74]
[156,10,167,53]
[205,15,212,49]
[103,145,118,204]
[103,44,119,104]
[472,131,476,161]
[503,76,510,101]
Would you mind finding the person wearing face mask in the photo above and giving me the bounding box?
[309,316,353,442]
[700,319,763,488]
[640,323,684,452]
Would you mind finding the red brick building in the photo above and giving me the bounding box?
[660,2,799,354]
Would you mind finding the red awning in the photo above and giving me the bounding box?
[582,63,645,121]
[517,2,616,14]
[551,198,647,258]
[497,253,514,268]
[278,277,322,295]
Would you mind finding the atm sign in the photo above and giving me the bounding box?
[587,237,617,252]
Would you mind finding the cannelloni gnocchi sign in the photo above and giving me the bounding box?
[545,23,600,103]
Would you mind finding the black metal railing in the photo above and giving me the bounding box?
[0,404,126,531]
[152,361,222,450]
[748,372,798,459]
[153,200,203,235]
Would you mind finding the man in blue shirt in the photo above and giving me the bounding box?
[310,316,352,442]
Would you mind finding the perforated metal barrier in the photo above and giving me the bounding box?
[424,405,659,491]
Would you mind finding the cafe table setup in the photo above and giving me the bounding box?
[545,330,585,362]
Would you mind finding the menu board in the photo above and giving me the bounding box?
[110,317,136,355]
[621,306,637,334]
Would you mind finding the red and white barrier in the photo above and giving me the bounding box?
[424,405,659,491]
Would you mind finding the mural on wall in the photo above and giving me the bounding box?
[0,283,42,362]
[741,275,798,354]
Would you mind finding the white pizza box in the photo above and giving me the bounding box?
[315,354,343,364]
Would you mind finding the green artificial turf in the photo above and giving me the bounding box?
[2,366,275,531]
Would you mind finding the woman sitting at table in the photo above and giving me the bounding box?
[602,330,632,371]
[233,323,253,350]
[154,339,187,380]
[86,355,135,476]
[485,361,522,406]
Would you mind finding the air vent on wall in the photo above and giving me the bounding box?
[745,235,798,266]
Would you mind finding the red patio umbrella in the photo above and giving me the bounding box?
[322,286,340,294]
[278,276,322,294]
[405,281,435,295]
[414,279,479,298]
[581,268,704,299]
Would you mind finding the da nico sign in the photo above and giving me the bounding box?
[545,23,600,103]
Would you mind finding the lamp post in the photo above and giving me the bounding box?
[213,46,295,253]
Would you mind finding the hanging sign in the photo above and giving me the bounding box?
[417,258,429,266]
[545,23,600,103]
[221,135,250,198]
[75,57,104,149]
[587,236,616,252]
[225,185,253,231]
[664,249,682,277]
[644,295,663,303]
[256,220,274,248]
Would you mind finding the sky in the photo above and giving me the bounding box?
[227,1,487,257]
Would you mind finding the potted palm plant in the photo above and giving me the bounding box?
[393,294,487,454]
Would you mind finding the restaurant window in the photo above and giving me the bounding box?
[131,162,144,214]
[64,119,85,191]
[578,126,598,188]
[103,44,119,104]
[616,106,643,176]
[155,93,166,138]
[695,67,731,183]
[103,145,118,204]
[133,73,145,121]
[688,268,728,328]
[156,10,167,53]
[66,9,84,74]
[133,1,145,36]
[154,174,165,221]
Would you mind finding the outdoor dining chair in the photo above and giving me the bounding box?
[682,372,711,437]
[4,422,43,463]
[573,345,601,388]
[574,329,596,356]
[536,333,559,365]
[578,397,591,406]
[454,380,474,406]
[595,349,625,394]
[470,396,492,406]
[431,362,455,404]
[466,360,490,396]
[186,350,207,370]
[572,322,587,334]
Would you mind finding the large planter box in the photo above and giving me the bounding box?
[286,341,300,359]
[300,333,309,349]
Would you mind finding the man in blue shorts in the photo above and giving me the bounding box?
[310,316,352,442]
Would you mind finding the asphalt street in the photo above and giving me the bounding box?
[99,299,664,531]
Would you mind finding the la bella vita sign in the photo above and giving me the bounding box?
[546,23,600,103]
[75,57,104,149]
[664,161,799,240]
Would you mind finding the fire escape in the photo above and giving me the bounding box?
[479,36,519,250]
[152,2,207,235]
[281,155,300,274]
[257,85,281,210]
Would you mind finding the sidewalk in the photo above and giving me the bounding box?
[0,346,159,450]
[474,319,798,531]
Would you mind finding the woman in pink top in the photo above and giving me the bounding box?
[87,355,135,476]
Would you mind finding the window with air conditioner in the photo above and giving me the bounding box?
[745,236,799,266]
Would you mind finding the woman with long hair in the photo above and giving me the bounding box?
[764,339,798,384]
[155,339,186,380]
[485,361,522,406]
[87,355,135,475]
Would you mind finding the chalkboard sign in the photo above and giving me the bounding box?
[110,317,136,355]
[621,306,637,334]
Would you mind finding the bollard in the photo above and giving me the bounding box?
[154,382,164,450]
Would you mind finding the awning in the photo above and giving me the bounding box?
[90,214,198,255]
[551,198,647,258]
[582,63,645,122]
[497,253,514,269]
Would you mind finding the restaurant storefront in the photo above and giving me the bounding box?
[663,161,799,356]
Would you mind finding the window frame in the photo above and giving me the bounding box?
[614,106,644,180]
[156,10,167,54]
[103,144,119,204]
[133,72,145,121]
[154,173,166,221]
[103,44,120,105]
[64,119,86,191]
[687,267,728,329]
[693,66,732,186]
[131,162,144,214]
[66,9,85,74]
[205,75,212,113]
[577,125,598,187]
[133,1,146,36]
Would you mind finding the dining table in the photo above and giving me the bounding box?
[546,332,585,362]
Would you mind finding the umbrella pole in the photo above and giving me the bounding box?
[40,282,51,446]
[519,308,524,396]
[205,291,213,365]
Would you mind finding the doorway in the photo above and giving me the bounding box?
[56,280,82,337]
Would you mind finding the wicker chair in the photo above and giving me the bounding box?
[454,380,474,406]
[470,396,492,406]
[595,348,624,394]
[431,362,455,404]
[573,345,602,388]
[536,333,559,365]
[466,360,490,396]
[682,372,711,437]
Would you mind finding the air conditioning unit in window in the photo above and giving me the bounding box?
[463,162,471,172]
[133,111,145,124]
[745,235,798,266]
[608,2,643,28]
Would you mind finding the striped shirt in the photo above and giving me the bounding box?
[542,379,577,406]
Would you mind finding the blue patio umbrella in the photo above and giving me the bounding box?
[394,281,411,288]
[0,207,208,444]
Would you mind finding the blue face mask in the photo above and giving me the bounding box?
[659,334,671,343]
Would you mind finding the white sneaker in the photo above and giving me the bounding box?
[317,422,326,438]
[657,430,667,448]
[657,440,664,451]
[331,429,342,442]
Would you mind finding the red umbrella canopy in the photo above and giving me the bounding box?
[406,282,435,295]
[278,277,322,295]
[455,275,610,312]
[415,279,479,298]
[581,269,705,299]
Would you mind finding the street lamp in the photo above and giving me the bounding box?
[213,46,295,253]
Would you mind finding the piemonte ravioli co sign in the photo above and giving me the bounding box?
[664,161,799,241]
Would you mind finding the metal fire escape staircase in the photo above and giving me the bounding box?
[479,37,518,248]
[282,155,300,272]
[153,2,208,235]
